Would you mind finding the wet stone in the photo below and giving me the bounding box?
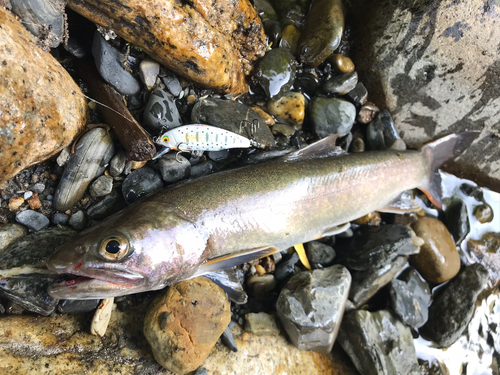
[337,224,415,271]
[208,150,229,162]
[272,124,296,137]
[69,210,86,231]
[276,265,351,353]
[57,299,100,314]
[367,110,399,150]
[15,210,49,232]
[445,199,470,244]
[329,53,355,73]
[357,102,379,124]
[267,92,306,129]
[89,175,113,197]
[92,31,140,96]
[474,204,493,223]
[87,189,127,220]
[280,25,301,57]
[254,48,296,99]
[139,56,160,91]
[143,88,182,134]
[245,312,280,336]
[254,0,278,22]
[323,72,358,95]
[158,154,191,183]
[263,20,282,47]
[346,82,368,105]
[122,167,163,204]
[338,309,420,375]
[389,267,431,329]
[0,224,27,252]
[310,97,356,138]
[305,241,336,269]
[109,150,127,177]
[420,264,489,348]
[220,325,238,352]
[191,161,217,178]
[51,212,69,225]
[161,75,183,97]
[274,252,299,281]
[31,183,46,194]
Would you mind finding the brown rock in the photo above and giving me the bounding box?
[356,102,379,124]
[280,25,302,57]
[329,54,355,73]
[143,277,231,374]
[27,195,42,210]
[267,92,306,129]
[0,8,87,184]
[8,197,24,212]
[410,217,461,284]
[67,0,266,95]
[250,106,275,125]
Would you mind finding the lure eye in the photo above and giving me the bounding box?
[162,136,169,143]
[98,235,129,261]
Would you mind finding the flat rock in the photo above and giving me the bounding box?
[310,97,356,138]
[276,265,351,353]
[245,312,280,336]
[121,167,163,204]
[338,309,420,375]
[87,188,127,220]
[89,175,113,197]
[143,277,231,374]
[158,154,191,183]
[253,48,296,99]
[143,88,182,134]
[0,7,87,184]
[420,263,489,348]
[323,72,358,95]
[68,0,267,94]
[15,210,49,232]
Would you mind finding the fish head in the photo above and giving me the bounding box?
[46,205,209,299]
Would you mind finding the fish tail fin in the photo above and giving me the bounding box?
[419,131,479,209]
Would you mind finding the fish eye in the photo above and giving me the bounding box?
[98,235,129,261]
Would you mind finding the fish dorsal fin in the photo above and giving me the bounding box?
[377,191,422,214]
[284,135,344,162]
[193,246,279,276]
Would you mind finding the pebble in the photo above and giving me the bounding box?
[420,264,489,347]
[410,217,460,284]
[161,75,183,97]
[254,48,296,99]
[122,167,163,204]
[15,210,49,232]
[92,31,140,95]
[349,256,408,308]
[109,150,127,177]
[191,98,275,149]
[23,191,33,200]
[267,92,306,129]
[89,176,113,197]
[8,197,24,211]
[139,56,160,91]
[367,109,399,150]
[276,265,351,353]
[56,147,71,167]
[246,274,276,300]
[191,161,217,178]
[158,154,191,183]
[69,210,86,231]
[261,257,275,273]
[51,212,69,225]
[323,72,358,95]
[255,265,266,276]
[310,97,356,138]
[274,252,299,281]
[57,299,100,314]
[90,298,115,337]
[473,204,493,223]
[279,25,301,56]
[272,124,296,137]
[305,241,336,268]
[27,195,42,210]
[220,325,238,352]
[207,150,229,162]
[445,199,470,243]
[351,137,365,153]
[143,277,230,374]
[357,102,379,124]
[338,310,420,375]
[346,82,368,105]
[250,106,275,126]
[253,0,278,22]
[292,72,320,98]
[389,267,431,329]
[245,312,280,336]
[0,224,27,252]
[87,189,127,220]
[143,88,182,134]
[329,53,355,73]
[31,183,46,194]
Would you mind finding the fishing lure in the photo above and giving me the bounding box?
[153,123,256,160]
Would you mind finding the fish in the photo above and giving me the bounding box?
[46,132,479,299]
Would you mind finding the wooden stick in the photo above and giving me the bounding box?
[74,59,156,161]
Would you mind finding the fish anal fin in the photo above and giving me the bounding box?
[284,135,344,162]
[194,246,279,276]
[377,191,422,214]
[294,244,311,270]
[419,171,443,209]
[321,222,351,237]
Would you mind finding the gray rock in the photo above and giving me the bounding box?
[161,75,183,97]
[139,57,160,91]
[274,252,299,281]
[15,210,49,232]
[109,150,127,177]
[246,274,276,300]
[122,167,163,204]
[69,210,86,231]
[337,224,415,271]
[0,224,27,252]
[310,97,356,138]
[253,48,296,99]
[346,82,368,105]
[276,265,351,353]
[389,267,431,329]
[191,98,276,149]
[338,309,420,375]
[92,31,140,96]
[420,263,489,347]
[87,189,127,220]
[367,110,399,151]
[220,326,238,352]
[143,88,182,134]
[191,161,217,178]
[208,150,229,162]
[51,212,69,225]
[158,154,191,183]
[445,199,469,244]
[349,256,408,308]
[245,312,280,336]
[31,183,45,194]
[305,241,336,269]
[56,147,71,167]
[10,0,64,48]
[57,299,100,314]
[323,72,358,95]
[89,175,113,197]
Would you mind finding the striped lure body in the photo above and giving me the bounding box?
[157,124,252,151]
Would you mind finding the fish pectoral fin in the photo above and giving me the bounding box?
[203,269,248,304]
[321,222,351,237]
[284,134,345,162]
[193,246,279,276]
[293,244,311,270]
[377,190,422,214]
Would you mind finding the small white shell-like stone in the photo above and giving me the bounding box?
[90,298,115,337]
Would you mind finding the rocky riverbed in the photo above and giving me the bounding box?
[1,0,499,374]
